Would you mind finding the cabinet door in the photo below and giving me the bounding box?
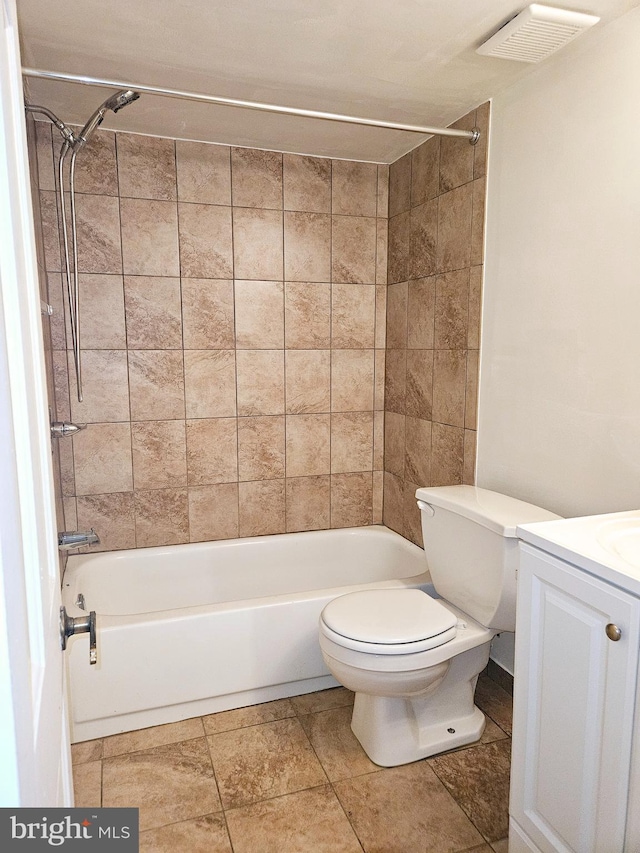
[510,545,640,853]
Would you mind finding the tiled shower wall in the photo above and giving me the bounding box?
[33,124,389,551]
[382,103,489,546]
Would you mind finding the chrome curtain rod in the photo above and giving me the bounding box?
[22,67,480,144]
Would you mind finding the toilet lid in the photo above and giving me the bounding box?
[321,589,457,645]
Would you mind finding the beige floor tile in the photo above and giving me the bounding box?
[429,739,511,843]
[102,738,221,831]
[226,785,363,853]
[71,738,103,764]
[334,762,483,853]
[73,759,102,808]
[103,717,205,758]
[290,686,354,715]
[491,839,509,852]
[140,813,232,853]
[299,706,378,781]
[203,698,295,735]
[475,676,513,735]
[207,717,327,809]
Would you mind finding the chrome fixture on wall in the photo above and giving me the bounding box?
[25,91,140,402]
[50,420,85,438]
[58,529,100,550]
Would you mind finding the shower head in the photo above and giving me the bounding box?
[74,89,140,148]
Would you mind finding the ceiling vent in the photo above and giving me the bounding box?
[476,4,600,63]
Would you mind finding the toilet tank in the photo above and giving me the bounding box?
[416,485,561,631]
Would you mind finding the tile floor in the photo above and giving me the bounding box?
[72,674,513,852]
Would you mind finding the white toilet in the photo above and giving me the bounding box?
[319,485,560,767]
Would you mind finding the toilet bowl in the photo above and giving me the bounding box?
[318,485,561,767]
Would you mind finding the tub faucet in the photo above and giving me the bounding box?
[58,529,100,550]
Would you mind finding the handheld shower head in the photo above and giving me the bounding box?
[75,89,140,148]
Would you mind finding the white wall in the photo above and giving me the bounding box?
[478,5,640,520]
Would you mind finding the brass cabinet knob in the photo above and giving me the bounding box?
[606,623,622,642]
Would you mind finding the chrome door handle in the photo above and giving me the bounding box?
[60,606,97,664]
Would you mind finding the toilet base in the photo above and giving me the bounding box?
[350,642,490,767]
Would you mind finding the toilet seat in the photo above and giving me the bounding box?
[320,589,458,655]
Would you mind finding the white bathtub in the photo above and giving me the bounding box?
[62,525,430,742]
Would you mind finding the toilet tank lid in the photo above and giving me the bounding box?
[415,485,562,538]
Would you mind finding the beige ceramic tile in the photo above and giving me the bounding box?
[431,423,464,487]
[386,282,408,349]
[384,348,406,415]
[238,479,286,537]
[79,274,126,349]
[39,190,61,272]
[388,210,410,284]
[237,416,285,481]
[299,705,378,781]
[102,738,220,831]
[475,675,513,736]
[404,479,424,546]
[331,350,374,412]
[231,147,282,209]
[234,280,284,348]
[69,350,130,424]
[57,437,75,497]
[407,276,436,350]
[411,136,440,207]
[284,211,331,282]
[382,471,404,536]
[405,415,432,486]
[73,422,133,494]
[120,198,180,277]
[334,761,484,853]
[432,349,467,428]
[71,739,103,765]
[332,160,377,217]
[129,350,185,421]
[284,282,331,348]
[283,154,331,213]
[437,183,473,274]
[181,278,235,349]
[332,283,376,348]
[48,273,67,349]
[285,350,330,414]
[134,488,189,547]
[286,414,331,477]
[184,350,236,418]
[35,120,55,191]
[384,411,405,479]
[331,412,373,474]
[74,194,122,274]
[285,475,330,532]
[207,717,326,809]
[373,410,385,470]
[410,198,439,279]
[468,266,483,350]
[225,785,362,853]
[178,203,233,278]
[375,284,387,349]
[491,839,509,853]
[375,347,386,412]
[376,218,388,285]
[474,102,490,180]
[434,269,469,350]
[471,176,486,266]
[176,141,231,205]
[406,349,434,420]
[389,152,411,217]
[331,215,376,284]
[463,429,477,486]
[236,350,284,416]
[124,276,182,349]
[186,418,237,486]
[290,687,355,715]
[76,493,136,552]
[188,483,239,542]
[103,718,205,758]
[331,472,373,528]
[466,350,479,430]
[117,134,177,200]
[203,698,295,736]
[377,163,389,218]
[439,112,475,194]
[373,469,384,523]
[131,420,187,490]
[429,739,512,843]
[232,208,283,280]
[140,813,232,853]
[73,129,119,195]
[72,760,102,808]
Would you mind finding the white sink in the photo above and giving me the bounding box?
[595,516,640,569]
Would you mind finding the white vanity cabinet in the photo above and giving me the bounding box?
[509,531,640,853]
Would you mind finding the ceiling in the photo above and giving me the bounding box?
[17,0,637,163]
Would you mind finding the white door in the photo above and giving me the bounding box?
[0,0,72,806]
[510,544,640,853]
